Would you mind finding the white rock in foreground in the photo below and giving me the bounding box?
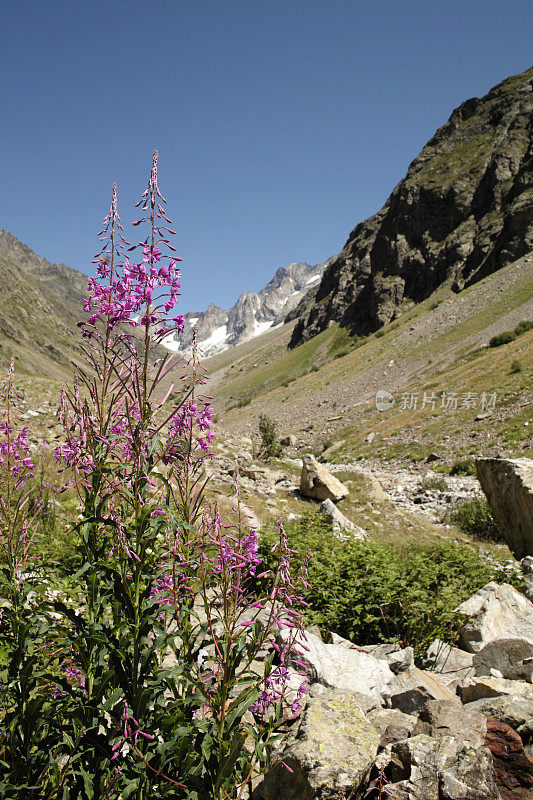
[279,630,394,701]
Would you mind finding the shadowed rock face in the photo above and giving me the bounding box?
[476,457,533,559]
[289,66,533,348]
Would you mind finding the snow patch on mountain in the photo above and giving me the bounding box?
[162,260,327,357]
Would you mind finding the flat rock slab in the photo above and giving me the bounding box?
[262,690,379,800]
[476,457,533,559]
[281,630,394,700]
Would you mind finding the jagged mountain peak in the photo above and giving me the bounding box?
[164,260,327,356]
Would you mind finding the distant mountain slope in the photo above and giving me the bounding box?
[163,260,328,356]
[0,230,88,377]
[289,66,533,348]
[205,253,533,463]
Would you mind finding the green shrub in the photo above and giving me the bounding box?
[488,320,532,349]
[514,320,533,336]
[450,497,503,541]
[256,512,514,659]
[489,331,516,347]
[449,457,476,476]
[257,413,283,459]
[374,329,385,338]
[334,347,350,359]
[420,475,449,492]
[236,396,251,407]
[510,359,522,374]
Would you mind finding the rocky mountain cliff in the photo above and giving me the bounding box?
[288,66,533,348]
[163,260,327,356]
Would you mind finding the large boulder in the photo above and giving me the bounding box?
[455,582,533,653]
[280,630,394,702]
[484,716,533,800]
[476,457,533,559]
[300,455,349,502]
[261,690,380,800]
[376,734,501,800]
[473,637,533,682]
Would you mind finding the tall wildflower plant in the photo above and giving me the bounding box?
[13,151,311,799]
[0,361,66,794]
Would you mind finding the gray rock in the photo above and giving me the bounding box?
[413,698,487,748]
[377,734,501,800]
[300,455,349,502]
[261,690,380,800]
[424,639,475,688]
[319,498,366,539]
[455,582,533,653]
[383,667,457,716]
[473,637,533,681]
[367,708,418,749]
[476,457,533,559]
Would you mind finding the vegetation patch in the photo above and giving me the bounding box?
[489,319,533,347]
[257,512,520,659]
[449,497,503,542]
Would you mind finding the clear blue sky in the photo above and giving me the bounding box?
[1,1,531,312]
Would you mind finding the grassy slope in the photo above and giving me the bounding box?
[206,256,533,464]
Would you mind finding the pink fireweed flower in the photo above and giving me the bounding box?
[0,361,35,485]
[111,701,154,761]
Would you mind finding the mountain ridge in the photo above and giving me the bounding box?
[0,229,89,377]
